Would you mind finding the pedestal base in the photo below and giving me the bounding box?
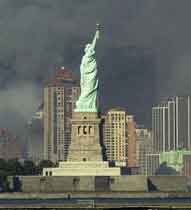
[43,161,121,176]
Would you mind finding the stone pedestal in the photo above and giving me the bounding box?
[68,112,102,161]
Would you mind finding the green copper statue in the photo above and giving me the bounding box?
[75,24,100,112]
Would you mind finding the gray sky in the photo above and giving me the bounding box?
[0,0,191,135]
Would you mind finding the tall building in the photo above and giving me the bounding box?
[103,108,128,165]
[103,108,136,167]
[43,67,80,163]
[175,96,191,149]
[136,127,152,175]
[152,104,168,153]
[26,120,43,163]
[168,99,176,151]
[127,115,136,168]
[152,96,191,153]
[25,103,44,163]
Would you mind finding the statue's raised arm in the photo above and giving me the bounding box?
[90,24,100,50]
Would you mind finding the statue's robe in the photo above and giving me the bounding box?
[75,44,98,112]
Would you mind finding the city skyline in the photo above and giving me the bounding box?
[0,1,191,207]
[1,65,191,166]
[152,96,191,153]
[0,1,190,176]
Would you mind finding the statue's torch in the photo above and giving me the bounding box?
[96,24,100,39]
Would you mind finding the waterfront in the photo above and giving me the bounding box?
[0,193,190,209]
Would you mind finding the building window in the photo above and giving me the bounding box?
[89,126,93,135]
[83,126,87,135]
[78,126,81,135]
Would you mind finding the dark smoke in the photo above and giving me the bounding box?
[0,0,190,139]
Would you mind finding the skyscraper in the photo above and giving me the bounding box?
[43,67,80,163]
[175,96,191,149]
[26,119,43,163]
[152,104,168,153]
[168,99,176,151]
[127,115,137,168]
[103,108,136,167]
[136,127,152,175]
[152,96,191,153]
[103,108,128,165]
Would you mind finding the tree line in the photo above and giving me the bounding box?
[0,159,55,191]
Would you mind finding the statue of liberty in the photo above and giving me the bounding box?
[75,24,100,112]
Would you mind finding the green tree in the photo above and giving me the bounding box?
[0,159,7,171]
[23,160,36,175]
[6,159,24,176]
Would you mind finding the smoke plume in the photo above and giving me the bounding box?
[0,0,190,138]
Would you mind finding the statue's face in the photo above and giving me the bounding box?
[84,43,91,53]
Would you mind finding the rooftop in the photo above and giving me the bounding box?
[107,107,127,113]
[44,66,79,87]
